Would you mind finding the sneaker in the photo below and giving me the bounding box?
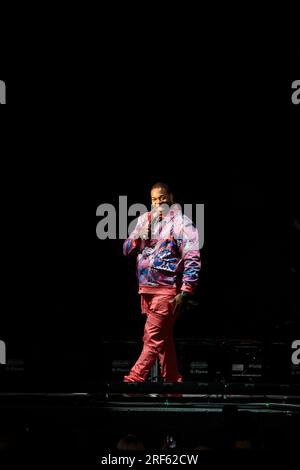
[123,375,144,383]
[163,377,183,383]
[123,375,135,383]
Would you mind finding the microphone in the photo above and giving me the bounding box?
[147,211,152,240]
[158,208,163,222]
[158,208,163,235]
[145,206,165,243]
[147,207,163,240]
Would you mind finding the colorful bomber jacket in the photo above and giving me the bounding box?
[123,204,201,294]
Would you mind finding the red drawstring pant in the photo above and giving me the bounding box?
[124,292,182,383]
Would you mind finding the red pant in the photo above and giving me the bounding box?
[124,293,182,382]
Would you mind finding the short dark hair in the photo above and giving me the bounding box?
[151,182,172,194]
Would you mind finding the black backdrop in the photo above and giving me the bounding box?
[1,42,299,387]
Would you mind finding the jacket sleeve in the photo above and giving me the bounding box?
[177,218,201,294]
[123,214,146,257]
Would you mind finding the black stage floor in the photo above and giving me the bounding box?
[1,384,300,465]
[1,382,300,416]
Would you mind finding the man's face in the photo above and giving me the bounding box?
[151,187,173,214]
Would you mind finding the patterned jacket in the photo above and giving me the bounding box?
[123,204,201,294]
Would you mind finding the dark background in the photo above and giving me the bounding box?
[1,41,299,388]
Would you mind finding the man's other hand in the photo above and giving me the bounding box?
[169,293,188,318]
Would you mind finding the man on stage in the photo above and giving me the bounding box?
[123,182,201,383]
